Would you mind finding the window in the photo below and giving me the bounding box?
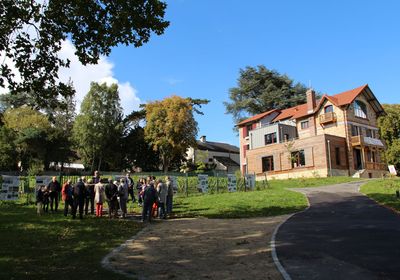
[291,150,305,168]
[335,147,341,166]
[351,125,361,136]
[245,124,253,137]
[264,132,277,145]
[324,105,333,113]
[301,120,309,129]
[354,100,368,119]
[366,129,373,138]
[262,156,274,172]
[284,133,289,142]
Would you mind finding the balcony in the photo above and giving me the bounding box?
[351,135,384,147]
[319,112,337,124]
[365,162,387,170]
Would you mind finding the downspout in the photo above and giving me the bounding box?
[343,106,351,176]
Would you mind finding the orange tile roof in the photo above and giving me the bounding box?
[236,85,369,125]
[331,84,368,106]
[237,109,278,126]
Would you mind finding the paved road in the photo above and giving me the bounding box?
[275,181,400,280]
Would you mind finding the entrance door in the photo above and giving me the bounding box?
[353,149,363,170]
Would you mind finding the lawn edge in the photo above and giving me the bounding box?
[358,180,400,215]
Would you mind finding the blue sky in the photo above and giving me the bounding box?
[79,0,400,146]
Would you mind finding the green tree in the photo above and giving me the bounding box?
[144,96,208,172]
[0,126,17,170]
[46,94,77,169]
[3,106,52,170]
[1,0,169,108]
[224,65,308,124]
[73,82,123,171]
[378,104,400,169]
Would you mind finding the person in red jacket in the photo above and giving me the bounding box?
[61,180,74,217]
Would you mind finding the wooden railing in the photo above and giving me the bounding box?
[319,112,337,124]
[351,135,363,146]
[365,162,387,170]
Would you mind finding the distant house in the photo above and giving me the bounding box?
[186,136,240,173]
[237,85,387,180]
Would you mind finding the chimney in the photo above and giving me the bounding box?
[200,135,206,143]
[306,88,316,113]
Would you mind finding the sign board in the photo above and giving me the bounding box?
[198,174,208,193]
[35,176,52,189]
[388,165,397,175]
[245,174,256,190]
[227,174,237,192]
[0,175,20,200]
[169,176,178,192]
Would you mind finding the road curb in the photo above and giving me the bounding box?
[270,189,311,280]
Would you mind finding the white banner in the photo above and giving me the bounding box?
[198,174,208,193]
[388,165,397,175]
[245,174,256,190]
[227,174,237,192]
[0,175,20,200]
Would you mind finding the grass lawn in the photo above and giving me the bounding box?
[0,201,142,280]
[360,178,400,212]
[174,176,361,218]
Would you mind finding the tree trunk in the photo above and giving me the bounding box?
[97,156,102,172]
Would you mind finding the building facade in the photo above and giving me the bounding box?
[186,136,240,173]
[238,85,387,180]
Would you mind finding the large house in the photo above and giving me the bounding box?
[237,85,387,180]
[186,136,240,173]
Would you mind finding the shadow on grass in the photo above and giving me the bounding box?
[0,203,142,280]
[364,192,400,212]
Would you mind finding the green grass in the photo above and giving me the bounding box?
[360,178,400,212]
[174,176,360,218]
[0,201,143,280]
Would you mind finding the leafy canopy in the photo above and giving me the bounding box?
[378,104,400,169]
[144,96,209,172]
[72,82,123,171]
[224,65,308,124]
[0,0,169,108]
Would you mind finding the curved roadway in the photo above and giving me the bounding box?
[275,181,400,280]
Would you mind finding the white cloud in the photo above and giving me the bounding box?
[58,40,141,115]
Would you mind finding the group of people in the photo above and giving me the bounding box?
[35,172,175,222]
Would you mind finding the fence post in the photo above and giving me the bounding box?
[216,172,219,193]
[185,172,189,197]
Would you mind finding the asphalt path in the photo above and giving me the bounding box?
[275,181,400,280]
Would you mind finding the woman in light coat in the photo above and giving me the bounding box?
[94,182,105,217]
[156,179,168,219]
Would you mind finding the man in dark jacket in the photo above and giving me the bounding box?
[72,177,86,219]
[142,181,158,222]
[47,176,61,212]
[105,178,119,218]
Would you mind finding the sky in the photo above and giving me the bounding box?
[23,1,400,146]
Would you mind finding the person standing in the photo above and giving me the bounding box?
[72,177,86,219]
[105,179,119,218]
[165,176,174,215]
[36,185,44,216]
[94,181,105,217]
[156,179,168,219]
[126,173,136,204]
[118,178,129,218]
[142,180,157,222]
[84,178,95,215]
[48,176,61,212]
[61,180,74,217]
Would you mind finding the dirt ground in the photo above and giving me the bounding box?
[103,216,287,280]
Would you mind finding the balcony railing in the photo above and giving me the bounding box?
[351,135,384,147]
[365,162,387,170]
[319,112,337,124]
